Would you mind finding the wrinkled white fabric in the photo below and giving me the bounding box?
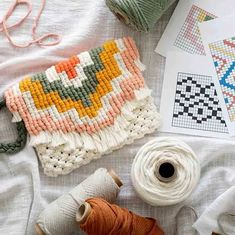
[193,185,235,235]
[0,1,235,235]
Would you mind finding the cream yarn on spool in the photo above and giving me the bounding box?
[36,168,121,235]
[131,137,200,206]
[105,0,177,31]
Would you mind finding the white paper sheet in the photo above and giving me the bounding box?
[200,15,235,136]
[155,0,235,57]
[160,51,229,138]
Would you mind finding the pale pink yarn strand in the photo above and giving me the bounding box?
[0,0,61,48]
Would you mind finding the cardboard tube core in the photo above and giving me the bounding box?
[76,202,92,224]
[114,10,130,25]
[35,224,46,235]
[108,169,123,187]
[155,161,177,183]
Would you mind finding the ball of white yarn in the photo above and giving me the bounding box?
[131,137,200,206]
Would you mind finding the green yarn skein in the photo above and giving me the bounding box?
[0,98,27,154]
[105,0,176,32]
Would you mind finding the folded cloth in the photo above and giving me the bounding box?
[5,37,160,177]
[193,186,235,235]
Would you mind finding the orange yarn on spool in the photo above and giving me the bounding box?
[79,198,164,235]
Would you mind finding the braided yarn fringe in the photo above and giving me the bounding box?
[0,99,27,154]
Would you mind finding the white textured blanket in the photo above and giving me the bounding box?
[0,1,234,235]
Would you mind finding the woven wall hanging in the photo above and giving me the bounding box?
[4,37,160,176]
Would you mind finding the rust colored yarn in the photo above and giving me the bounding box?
[79,198,164,235]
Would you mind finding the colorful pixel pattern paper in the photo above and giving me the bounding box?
[172,72,228,133]
[209,37,235,121]
[174,5,216,55]
[4,37,160,176]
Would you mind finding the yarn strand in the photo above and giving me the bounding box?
[0,0,61,48]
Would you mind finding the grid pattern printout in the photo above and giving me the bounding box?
[172,72,228,133]
[209,37,235,122]
[174,5,216,55]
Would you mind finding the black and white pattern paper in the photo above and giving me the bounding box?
[172,72,227,133]
[160,52,229,138]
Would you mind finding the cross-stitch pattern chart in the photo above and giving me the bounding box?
[174,5,216,55]
[172,72,228,133]
[209,37,235,121]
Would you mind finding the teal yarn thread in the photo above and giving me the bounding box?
[0,98,27,154]
[105,0,176,31]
